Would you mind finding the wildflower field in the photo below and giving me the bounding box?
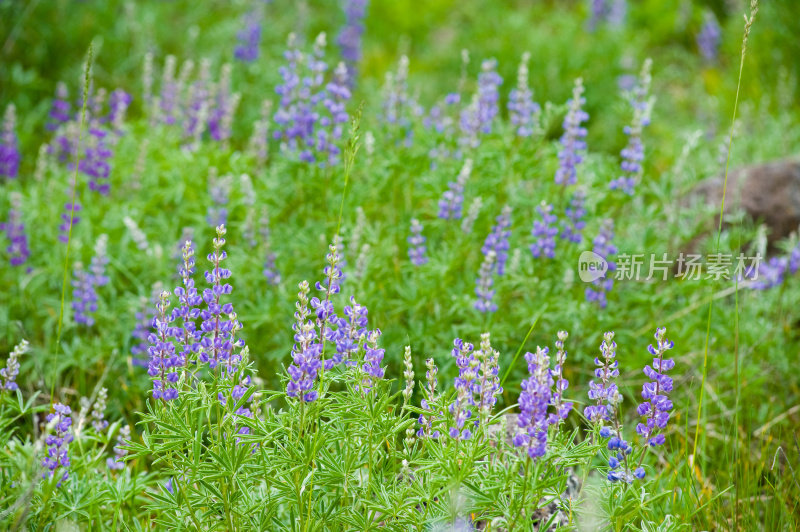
[1,0,799,529]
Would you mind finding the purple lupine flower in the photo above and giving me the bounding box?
[560,190,587,244]
[610,59,652,195]
[314,243,344,298]
[461,197,482,234]
[320,62,352,163]
[148,291,181,401]
[697,11,721,62]
[380,55,420,146]
[401,346,414,405]
[107,89,132,136]
[481,205,512,275]
[248,99,272,167]
[234,12,262,62]
[584,331,619,423]
[309,243,343,371]
[2,193,31,267]
[72,263,99,326]
[273,33,351,166]
[407,218,428,266]
[184,59,212,149]
[173,240,202,368]
[513,346,553,460]
[636,327,675,448]
[0,104,20,179]
[530,203,558,259]
[263,252,281,286]
[48,83,72,131]
[198,225,241,371]
[206,170,231,227]
[80,125,113,195]
[587,0,627,31]
[474,333,502,422]
[458,58,503,150]
[208,64,241,145]
[173,227,195,268]
[585,219,616,308]
[425,91,461,163]
[751,256,787,290]
[475,250,497,313]
[90,235,110,287]
[337,0,368,84]
[605,431,634,483]
[548,331,573,425]
[287,281,322,402]
[437,158,473,220]
[42,403,73,487]
[107,424,130,471]
[789,243,800,275]
[91,387,109,432]
[476,59,503,132]
[1,339,27,392]
[448,338,477,441]
[360,328,385,392]
[57,180,82,244]
[417,357,441,439]
[554,78,589,186]
[508,52,540,137]
[326,295,368,369]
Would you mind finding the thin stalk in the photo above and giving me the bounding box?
[53,43,93,398]
[692,0,759,478]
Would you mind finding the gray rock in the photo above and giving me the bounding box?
[692,160,800,245]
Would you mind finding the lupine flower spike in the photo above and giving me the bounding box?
[514,346,553,459]
[0,104,20,179]
[148,291,180,401]
[585,332,619,424]
[2,193,31,267]
[42,403,73,487]
[417,358,441,439]
[449,339,477,441]
[475,333,502,424]
[199,225,240,371]
[401,346,414,405]
[610,58,653,195]
[1,339,28,392]
[555,78,589,186]
[530,202,558,259]
[107,424,131,470]
[234,11,262,62]
[475,250,498,313]
[697,11,722,62]
[549,331,573,425]
[508,52,540,137]
[407,218,428,266]
[482,205,512,275]
[286,281,322,402]
[438,158,472,220]
[636,328,675,448]
[585,219,617,308]
[337,0,368,84]
[560,190,586,244]
[91,387,109,432]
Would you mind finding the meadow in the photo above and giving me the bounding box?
[1,0,799,529]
